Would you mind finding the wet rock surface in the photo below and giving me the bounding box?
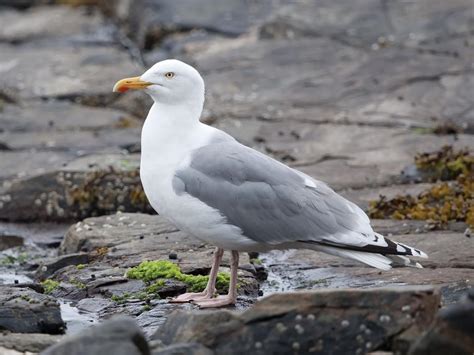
[0,0,473,354]
[408,289,474,355]
[154,286,440,354]
[41,316,150,355]
[0,286,65,334]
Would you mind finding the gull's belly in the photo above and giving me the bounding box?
[140,164,260,251]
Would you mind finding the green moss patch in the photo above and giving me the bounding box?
[41,279,60,294]
[127,260,230,293]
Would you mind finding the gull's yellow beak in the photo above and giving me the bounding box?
[113,76,153,93]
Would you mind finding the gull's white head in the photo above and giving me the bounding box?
[113,59,205,107]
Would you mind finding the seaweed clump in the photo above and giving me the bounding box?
[414,145,473,182]
[127,260,230,293]
[369,146,473,228]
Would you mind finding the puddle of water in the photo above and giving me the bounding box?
[60,301,98,335]
[259,249,403,297]
[0,272,32,284]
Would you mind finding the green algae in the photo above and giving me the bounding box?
[127,260,230,293]
[41,279,60,294]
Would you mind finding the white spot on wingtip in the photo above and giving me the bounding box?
[304,178,316,188]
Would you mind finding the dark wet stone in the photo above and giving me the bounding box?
[11,282,45,294]
[41,316,150,355]
[168,252,178,260]
[0,286,65,334]
[154,286,440,354]
[35,253,90,280]
[408,289,474,355]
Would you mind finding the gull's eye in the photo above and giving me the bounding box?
[165,72,175,79]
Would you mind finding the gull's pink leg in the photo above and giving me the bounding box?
[170,247,224,303]
[193,250,239,308]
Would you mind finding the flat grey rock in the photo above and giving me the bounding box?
[0,101,140,133]
[0,5,113,45]
[0,43,140,101]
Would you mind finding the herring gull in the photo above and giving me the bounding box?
[113,59,427,308]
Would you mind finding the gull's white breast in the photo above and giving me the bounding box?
[139,105,260,251]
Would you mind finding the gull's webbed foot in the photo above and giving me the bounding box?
[192,294,236,308]
[169,291,212,303]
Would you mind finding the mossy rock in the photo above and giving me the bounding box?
[127,260,230,293]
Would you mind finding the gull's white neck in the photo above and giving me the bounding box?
[141,101,216,165]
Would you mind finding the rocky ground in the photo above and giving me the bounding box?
[0,0,473,354]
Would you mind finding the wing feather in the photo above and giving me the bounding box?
[173,140,426,258]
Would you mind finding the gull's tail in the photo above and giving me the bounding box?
[301,233,428,270]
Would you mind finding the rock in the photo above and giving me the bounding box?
[1,126,140,154]
[56,213,258,296]
[0,150,73,183]
[0,101,140,135]
[0,154,153,221]
[76,297,113,314]
[0,0,47,9]
[0,234,23,251]
[260,223,473,305]
[35,253,90,280]
[408,289,474,355]
[152,343,213,355]
[153,286,440,354]
[59,213,252,273]
[212,120,474,190]
[0,221,70,248]
[106,0,293,49]
[0,333,62,354]
[259,0,472,50]
[136,302,196,338]
[0,286,65,334]
[0,43,140,102]
[0,5,113,45]
[41,316,150,355]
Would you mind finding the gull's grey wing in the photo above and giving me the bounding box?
[173,141,419,256]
